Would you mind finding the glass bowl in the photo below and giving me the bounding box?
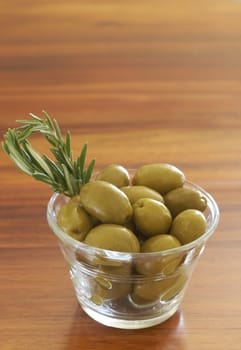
[47,180,219,329]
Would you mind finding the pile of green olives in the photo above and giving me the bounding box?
[57,163,208,306]
[57,163,207,251]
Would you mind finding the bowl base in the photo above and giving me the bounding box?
[81,303,179,329]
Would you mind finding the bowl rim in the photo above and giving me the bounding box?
[47,180,220,259]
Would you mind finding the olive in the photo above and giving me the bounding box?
[84,224,140,253]
[121,185,164,205]
[132,271,187,305]
[96,164,130,188]
[164,187,207,217]
[170,209,207,244]
[131,279,166,305]
[92,263,132,302]
[161,271,187,301]
[57,196,93,241]
[133,198,172,237]
[133,163,185,194]
[75,250,132,304]
[79,180,133,225]
[136,234,182,275]
[141,234,181,253]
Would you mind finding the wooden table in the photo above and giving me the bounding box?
[1,1,241,349]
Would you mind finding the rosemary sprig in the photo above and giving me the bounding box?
[2,111,96,197]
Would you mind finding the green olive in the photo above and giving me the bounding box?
[92,263,132,302]
[133,163,185,194]
[57,196,93,241]
[132,271,187,305]
[75,251,132,304]
[121,185,164,205]
[131,279,166,305]
[133,198,172,237]
[79,180,133,224]
[170,209,207,244]
[164,187,207,217]
[96,164,130,188]
[84,224,140,253]
[141,234,181,253]
[136,234,182,275]
[161,271,187,301]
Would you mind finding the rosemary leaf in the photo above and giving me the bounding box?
[77,143,88,178]
[65,131,72,158]
[17,125,36,142]
[62,163,75,197]
[43,155,64,177]
[24,142,54,180]
[44,134,60,147]
[43,155,66,188]
[32,172,55,185]
[8,152,33,175]
[51,148,67,167]
[42,111,55,130]
[29,113,43,122]
[2,141,10,155]
[85,158,96,183]
[53,119,63,143]
[16,119,40,125]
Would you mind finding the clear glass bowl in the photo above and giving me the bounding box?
[47,180,219,329]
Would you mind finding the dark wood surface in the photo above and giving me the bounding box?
[1,1,241,349]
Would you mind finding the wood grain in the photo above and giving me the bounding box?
[1,1,241,349]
